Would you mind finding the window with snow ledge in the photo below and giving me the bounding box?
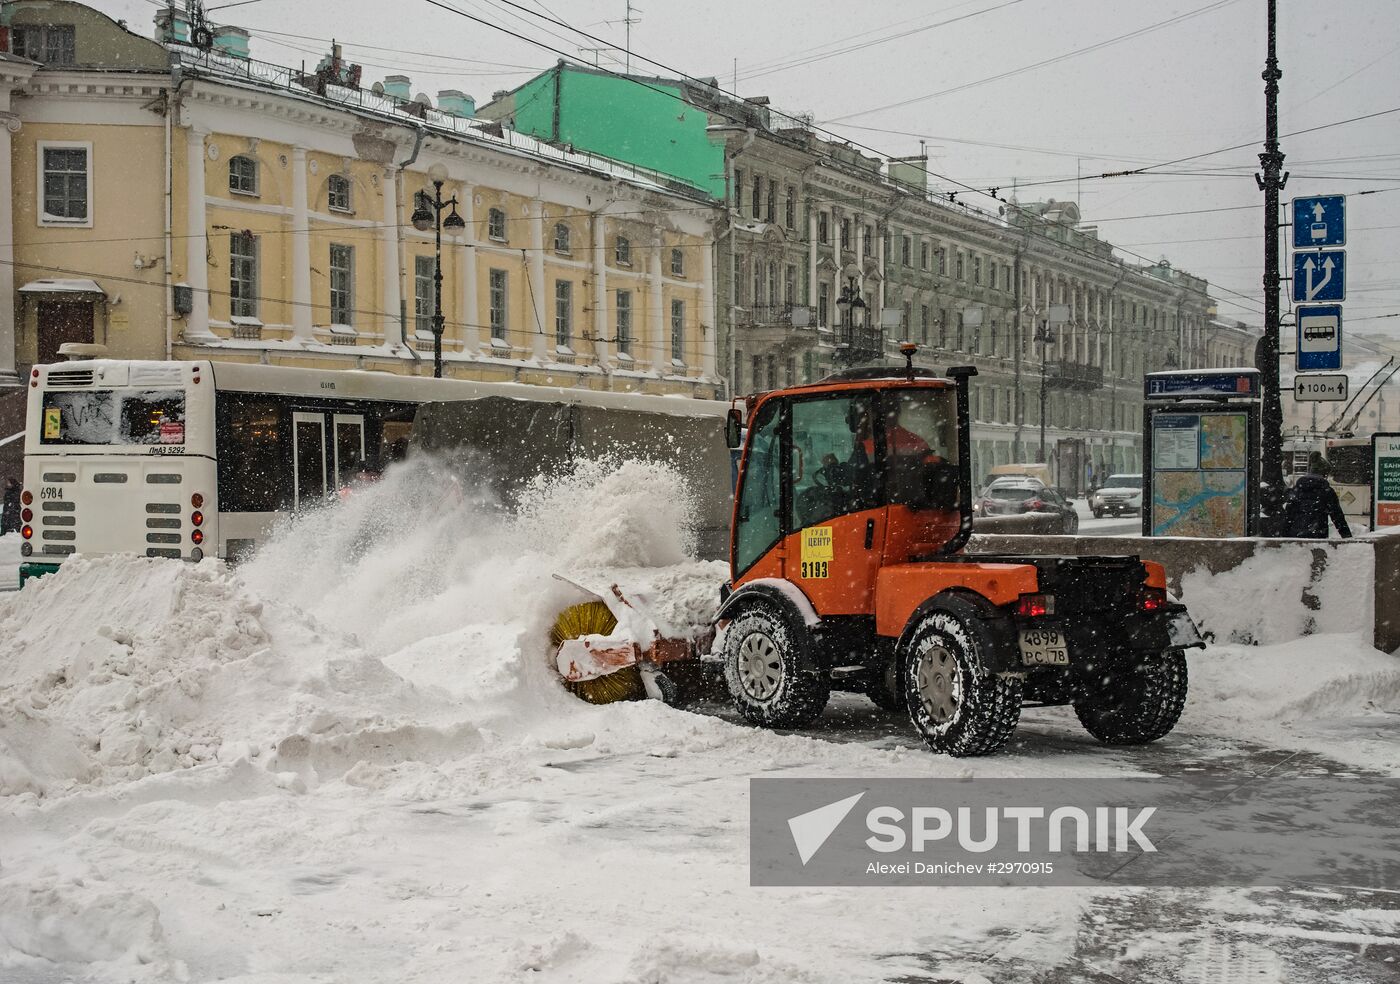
[555,344,574,356]
[229,315,262,340]
[489,336,510,350]
[328,324,357,346]
[614,350,634,363]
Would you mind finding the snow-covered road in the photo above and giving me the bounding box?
[1,462,1396,983]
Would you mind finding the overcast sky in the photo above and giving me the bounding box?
[97,0,1400,337]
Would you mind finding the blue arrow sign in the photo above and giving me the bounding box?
[1296,304,1342,371]
[1292,195,1346,248]
[1292,249,1346,303]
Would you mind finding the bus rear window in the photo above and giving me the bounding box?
[1327,445,1373,487]
[41,390,187,446]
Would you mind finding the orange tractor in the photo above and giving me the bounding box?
[709,351,1203,756]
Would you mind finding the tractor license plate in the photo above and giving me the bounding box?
[1019,628,1069,666]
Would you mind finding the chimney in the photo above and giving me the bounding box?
[153,7,191,44]
[437,89,476,117]
[211,25,250,59]
[381,75,411,101]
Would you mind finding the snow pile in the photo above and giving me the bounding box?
[0,555,449,798]
[1178,541,1375,645]
[1188,633,1400,724]
[0,455,724,800]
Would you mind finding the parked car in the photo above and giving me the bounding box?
[1088,473,1143,518]
[976,478,1079,533]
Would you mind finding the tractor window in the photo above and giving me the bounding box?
[791,393,877,529]
[883,388,961,511]
[734,399,783,575]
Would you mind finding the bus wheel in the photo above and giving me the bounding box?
[549,601,644,704]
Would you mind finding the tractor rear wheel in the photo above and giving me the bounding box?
[723,603,829,728]
[1074,650,1187,745]
[903,610,1021,757]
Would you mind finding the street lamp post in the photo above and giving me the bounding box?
[833,274,867,368]
[1035,304,1070,465]
[411,168,466,378]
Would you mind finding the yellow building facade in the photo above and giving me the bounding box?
[0,0,721,430]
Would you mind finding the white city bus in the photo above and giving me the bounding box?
[1324,436,1373,530]
[20,359,724,581]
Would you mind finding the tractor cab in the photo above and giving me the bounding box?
[729,366,976,612]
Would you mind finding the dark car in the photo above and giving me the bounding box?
[976,478,1079,534]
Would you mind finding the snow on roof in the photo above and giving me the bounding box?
[19,278,105,295]
[177,48,712,203]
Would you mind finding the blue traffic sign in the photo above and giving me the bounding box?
[1292,195,1346,248]
[1296,304,1342,372]
[1292,249,1346,303]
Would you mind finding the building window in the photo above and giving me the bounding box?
[733,167,744,210]
[766,178,776,223]
[901,235,912,267]
[902,301,912,335]
[766,355,777,389]
[802,351,814,383]
[670,247,685,277]
[784,265,797,306]
[767,262,777,309]
[671,299,685,363]
[750,355,762,393]
[920,304,930,344]
[920,242,930,271]
[12,25,75,65]
[327,174,352,213]
[329,244,354,326]
[752,264,763,307]
[414,255,435,333]
[840,218,851,251]
[615,236,631,266]
[554,279,572,348]
[489,268,508,339]
[972,256,982,285]
[863,224,873,258]
[784,187,796,229]
[228,155,258,196]
[956,252,965,280]
[229,231,259,319]
[818,212,829,244]
[487,207,506,242]
[818,282,830,327]
[39,143,90,224]
[616,290,632,356]
[553,223,571,254]
[956,311,965,350]
[939,308,949,347]
[751,174,761,219]
[938,248,947,276]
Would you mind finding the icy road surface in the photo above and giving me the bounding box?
[1,460,1397,983]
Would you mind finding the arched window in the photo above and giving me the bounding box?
[229,155,258,196]
[615,236,631,265]
[553,222,570,253]
[487,207,506,241]
[327,173,351,212]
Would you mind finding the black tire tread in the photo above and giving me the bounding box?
[722,602,830,728]
[903,609,1022,757]
[1074,650,1188,745]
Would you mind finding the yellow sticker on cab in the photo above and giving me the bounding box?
[800,526,833,579]
[43,407,60,440]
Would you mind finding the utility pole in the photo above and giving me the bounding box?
[1256,0,1288,532]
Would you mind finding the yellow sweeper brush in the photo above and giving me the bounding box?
[549,600,645,704]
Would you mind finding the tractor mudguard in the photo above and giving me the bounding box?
[875,560,1039,640]
[710,580,823,674]
[894,590,1023,678]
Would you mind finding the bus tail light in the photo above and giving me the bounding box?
[1014,593,1055,618]
[191,529,204,545]
[21,490,31,506]
[191,511,204,527]
[20,525,32,540]
[21,508,31,523]
[191,493,204,508]
[20,542,31,557]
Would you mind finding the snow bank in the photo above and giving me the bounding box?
[1178,541,1374,645]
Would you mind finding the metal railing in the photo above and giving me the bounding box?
[742,303,818,328]
[1044,360,1104,391]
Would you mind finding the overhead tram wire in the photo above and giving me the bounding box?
[417,0,1281,314]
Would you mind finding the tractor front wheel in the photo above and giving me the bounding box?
[1074,650,1187,745]
[723,603,829,728]
[903,610,1022,757]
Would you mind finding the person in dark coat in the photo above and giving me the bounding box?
[1,477,19,535]
[1284,452,1352,539]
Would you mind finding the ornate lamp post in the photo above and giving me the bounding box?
[411,163,466,378]
[833,274,867,367]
